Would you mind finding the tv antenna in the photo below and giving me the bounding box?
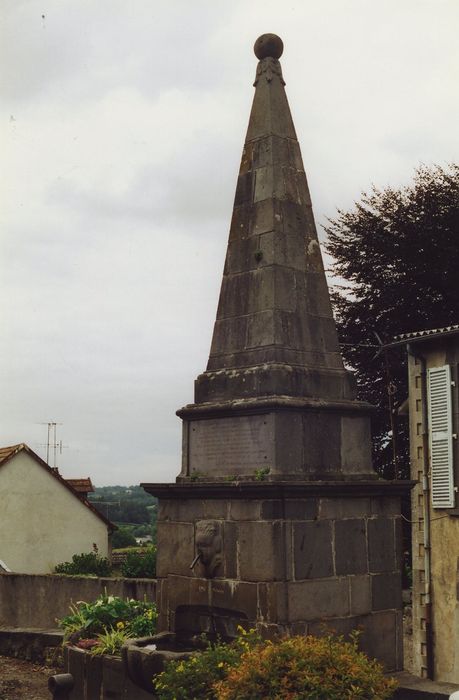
[37,422,67,468]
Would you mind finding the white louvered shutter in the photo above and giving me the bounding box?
[427,365,454,508]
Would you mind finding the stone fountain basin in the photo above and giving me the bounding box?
[122,631,206,693]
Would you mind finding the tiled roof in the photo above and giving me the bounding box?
[0,443,114,531]
[66,478,94,494]
[0,444,26,464]
[395,324,459,342]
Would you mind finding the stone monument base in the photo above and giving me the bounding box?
[143,480,411,671]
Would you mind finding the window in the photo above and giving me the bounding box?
[427,365,454,508]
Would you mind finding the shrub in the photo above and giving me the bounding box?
[215,633,397,700]
[154,628,260,700]
[54,551,112,577]
[112,527,137,549]
[59,593,157,649]
[121,547,156,578]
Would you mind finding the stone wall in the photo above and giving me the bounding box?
[0,573,156,629]
[156,487,404,670]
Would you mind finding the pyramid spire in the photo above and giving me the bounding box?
[195,34,355,404]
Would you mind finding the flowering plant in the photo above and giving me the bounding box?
[154,627,260,700]
[215,632,397,700]
[59,592,157,654]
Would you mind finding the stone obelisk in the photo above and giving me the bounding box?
[143,34,411,671]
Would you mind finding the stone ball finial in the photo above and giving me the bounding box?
[254,34,283,60]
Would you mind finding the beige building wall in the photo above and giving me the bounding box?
[0,450,109,574]
[408,342,459,682]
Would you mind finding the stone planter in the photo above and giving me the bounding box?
[122,631,203,693]
[64,645,153,700]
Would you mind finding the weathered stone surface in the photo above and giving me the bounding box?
[368,518,396,572]
[319,497,371,520]
[210,580,258,620]
[223,521,238,578]
[156,522,194,577]
[165,575,210,611]
[288,578,350,620]
[358,611,398,670]
[238,521,285,581]
[293,521,334,579]
[159,499,228,522]
[257,582,288,622]
[284,498,318,520]
[371,572,402,611]
[334,519,368,575]
[349,575,372,615]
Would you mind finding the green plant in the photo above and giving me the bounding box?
[254,466,270,481]
[154,628,260,700]
[91,628,132,656]
[54,551,112,577]
[121,547,156,578]
[112,527,137,549]
[190,470,203,482]
[215,632,397,700]
[59,593,157,647]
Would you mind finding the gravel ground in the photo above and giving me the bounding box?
[0,656,59,700]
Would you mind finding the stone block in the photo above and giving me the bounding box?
[234,172,253,205]
[284,499,318,520]
[159,499,228,522]
[293,521,334,579]
[368,518,396,572]
[229,203,251,241]
[349,575,372,616]
[260,500,284,519]
[358,610,399,671]
[156,522,194,577]
[210,580,258,621]
[334,519,368,575]
[274,411,303,474]
[371,572,402,611]
[223,521,238,579]
[238,521,285,581]
[319,498,371,520]
[86,653,103,700]
[288,578,350,621]
[251,199,276,237]
[302,413,342,474]
[229,500,261,521]
[370,497,400,516]
[257,582,288,622]
[340,415,373,474]
[246,310,275,348]
[166,574,210,612]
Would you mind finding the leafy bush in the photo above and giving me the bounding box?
[112,527,137,549]
[121,547,156,578]
[54,551,112,577]
[215,633,397,700]
[154,628,260,700]
[154,630,396,700]
[59,593,157,650]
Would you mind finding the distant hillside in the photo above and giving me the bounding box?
[88,485,157,529]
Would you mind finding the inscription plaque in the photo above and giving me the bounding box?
[188,414,274,474]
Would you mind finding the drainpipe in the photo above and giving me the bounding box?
[407,343,434,679]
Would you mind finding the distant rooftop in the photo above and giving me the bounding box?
[66,478,94,495]
[394,324,459,343]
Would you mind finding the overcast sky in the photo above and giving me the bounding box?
[1,0,458,486]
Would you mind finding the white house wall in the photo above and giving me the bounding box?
[0,451,109,574]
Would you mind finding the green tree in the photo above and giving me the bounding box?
[325,164,459,478]
[111,527,137,549]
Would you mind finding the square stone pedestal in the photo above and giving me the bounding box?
[143,480,412,671]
